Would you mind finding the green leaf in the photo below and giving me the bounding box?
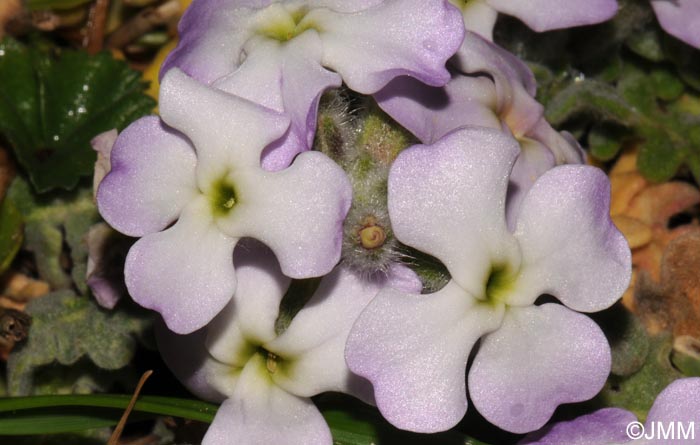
[650,68,684,101]
[587,124,630,161]
[7,291,151,396]
[636,127,684,182]
[0,197,23,274]
[0,38,155,193]
[625,28,665,62]
[7,177,99,293]
[544,79,637,126]
[26,0,93,10]
[597,334,681,421]
[0,395,490,444]
[617,65,656,115]
[593,304,650,377]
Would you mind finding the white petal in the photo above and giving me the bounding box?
[268,266,419,402]
[215,34,341,171]
[469,304,611,434]
[312,0,464,92]
[346,281,504,433]
[461,0,498,40]
[229,151,351,278]
[202,354,332,445]
[96,117,198,237]
[124,197,237,334]
[159,68,290,178]
[206,240,290,365]
[155,321,236,402]
[485,0,617,32]
[512,165,631,311]
[388,127,520,297]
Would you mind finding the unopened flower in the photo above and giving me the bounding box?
[448,0,618,40]
[345,127,631,434]
[91,129,118,199]
[161,0,464,170]
[520,378,700,445]
[97,69,351,334]
[157,242,422,445]
[650,0,700,49]
[376,32,584,228]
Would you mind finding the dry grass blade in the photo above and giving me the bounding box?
[108,369,154,445]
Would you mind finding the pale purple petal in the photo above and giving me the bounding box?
[213,34,341,171]
[230,151,351,278]
[645,378,700,445]
[375,74,500,144]
[485,0,618,32]
[202,355,332,445]
[86,223,131,309]
[87,275,122,310]
[159,69,290,177]
[96,116,197,237]
[205,241,290,364]
[388,127,520,297]
[518,408,635,445]
[155,321,234,402]
[91,129,118,199]
[313,0,465,92]
[505,138,556,231]
[651,0,700,49]
[469,304,611,434]
[160,0,264,83]
[527,119,585,165]
[453,33,542,138]
[308,0,383,12]
[512,165,631,311]
[124,197,237,334]
[460,1,498,40]
[346,281,503,433]
[268,265,419,402]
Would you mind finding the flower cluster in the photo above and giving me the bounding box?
[94,0,642,443]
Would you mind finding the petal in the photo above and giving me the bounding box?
[205,240,290,365]
[485,0,617,32]
[505,137,556,231]
[202,355,332,445]
[375,74,500,144]
[155,320,235,402]
[527,119,585,165]
[312,0,465,92]
[346,281,504,433]
[518,408,636,445]
[124,197,237,334]
[512,165,631,311]
[159,68,290,177]
[96,116,197,237]
[309,0,383,12]
[215,33,341,171]
[460,1,499,40]
[91,128,118,199]
[453,34,542,138]
[651,0,700,49]
[231,151,351,278]
[388,127,520,297]
[645,378,700,445]
[268,265,419,402]
[160,0,263,83]
[86,223,131,309]
[469,304,612,434]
